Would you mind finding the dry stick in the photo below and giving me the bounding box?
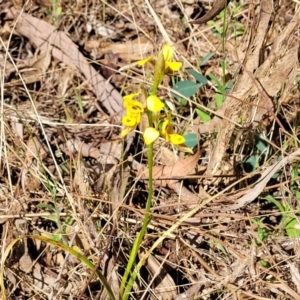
[190,0,231,24]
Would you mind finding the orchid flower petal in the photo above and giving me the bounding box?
[122,115,138,127]
[123,93,140,102]
[143,127,159,145]
[169,134,185,145]
[162,44,174,61]
[165,61,182,71]
[137,56,153,66]
[146,95,164,112]
[120,127,134,138]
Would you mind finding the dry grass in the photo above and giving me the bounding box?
[1,0,300,299]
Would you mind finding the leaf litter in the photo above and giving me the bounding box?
[1,0,300,299]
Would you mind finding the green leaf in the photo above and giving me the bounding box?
[184,133,198,148]
[215,242,227,255]
[188,69,208,85]
[255,134,269,153]
[215,93,224,108]
[291,164,299,179]
[259,260,271,268]
[172,81,201,98]
[285,218,300,238]
[242,155,259,173]
[230,29,244,38]
[200,52,214,66]
[196,108,211,122]
[37,203,55,210]
[208,73,223,91]
[263,194,285,212]
[42,215,59,223]
[233,4,242,13]
[225,82,233,94]
[257,227,271,242]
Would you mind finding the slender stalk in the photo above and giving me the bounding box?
[120,45,166,298]
[120,113,154,299]
[221,4,228,89]
[121,141,153,300]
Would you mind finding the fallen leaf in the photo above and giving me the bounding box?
[143,253,177,300]
[6,7,123,121]
[227,148,300,210]
[138,146,199,188]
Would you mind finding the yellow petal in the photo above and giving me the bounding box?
[143,127,159,145]
[146,95,164,112]
[137,56,153,66]
[120,127,134,138]
[161,118,174,136]
[129,112,141,124]
[176,145,194,154]
[122,115,138,127]
[123,92,140,102]
[165,61,182,71]
[161,119,169,136]
[124,99,144,113]
[169,134,185,145]
[162,44,174,61]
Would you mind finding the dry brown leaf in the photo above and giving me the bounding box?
[143,253,177,300]
[100,36,154,61]
[100,254,120,300]
[288,262,300,294]
[4,49,52,86]
[65,139,121,164]
[138,147,200,188]
[6,7,123,121]
[227,148,300,210]
[21,137,47,193]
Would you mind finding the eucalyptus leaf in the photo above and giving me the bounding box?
[172,80,201,98]
[200,52,214,66]
[188,69,208,85]
[255,134,269,152]
[242,154,259,173]
[184,133,198,148]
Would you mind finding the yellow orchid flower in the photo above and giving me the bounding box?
[123,94,144,124]
[121,93,144,138]
[123,95,143,112]
[137,56,153,66]
[146,95,164,112]
[168,134,185,145]
[120,114,140,138]
[162,44,182,72]
[123,92,140,102]
[161,114,185,145]
[137,45,182,72]
[143,127,160,145]
[122,115,139,127]
[120,126,133,138]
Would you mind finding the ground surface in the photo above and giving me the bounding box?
[1,0,300,299]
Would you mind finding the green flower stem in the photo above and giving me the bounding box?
[121,141,153,300]
[121,49,163,297]
[120,113,154,299]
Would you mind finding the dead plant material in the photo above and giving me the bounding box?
[190,0,230,24]
[226,148,300,210]
[3,1,300,299]
[138,146,200,189]
[192,0,300,176]
[5,6,123,120]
